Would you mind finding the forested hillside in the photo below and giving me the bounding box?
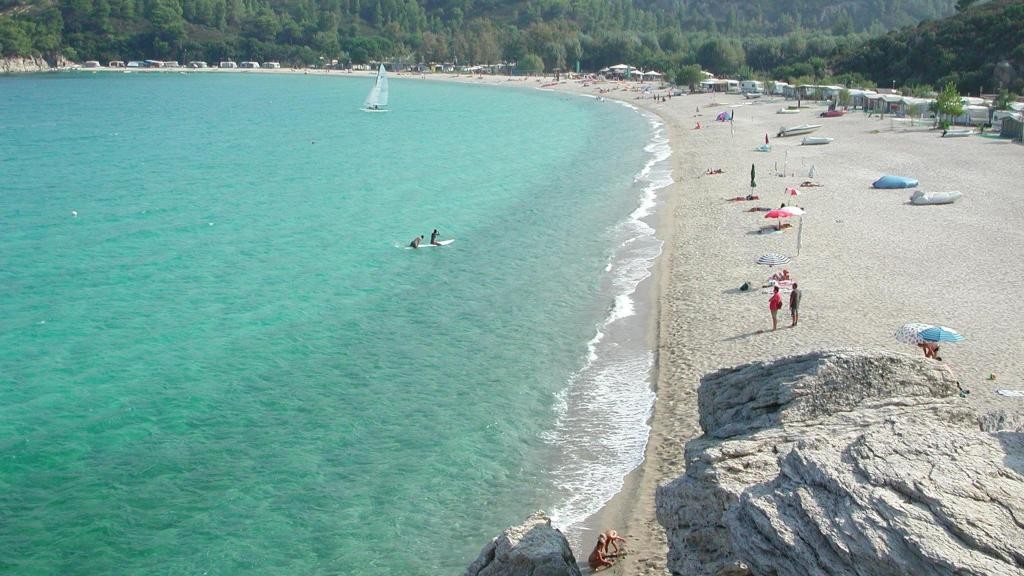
[0,0,955,79]
[835,0,1024,94]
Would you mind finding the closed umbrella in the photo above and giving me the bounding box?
[919,326,964,342]
[750,163,757,189]
[756,253,790,267]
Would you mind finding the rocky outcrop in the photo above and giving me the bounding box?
[465,511,581,576]
[657,350,1024,576]
[0,56,52,74]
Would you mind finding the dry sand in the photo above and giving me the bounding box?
[539,82,1024,575]
[84,68,1024,573]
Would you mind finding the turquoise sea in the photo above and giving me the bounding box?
[0,72,670,574]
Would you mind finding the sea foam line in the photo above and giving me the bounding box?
[544,109,672,536]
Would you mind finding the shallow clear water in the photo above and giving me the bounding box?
[0,72,668,574]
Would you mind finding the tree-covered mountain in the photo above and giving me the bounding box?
[1,0,955,75]
[835,0,1024,94]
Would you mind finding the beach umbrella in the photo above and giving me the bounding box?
[750,163,757,188]
[808,164,817,178]
[786,187,799,197]
[756,253,790,267]
[765,133,769,145]
[919,326,964,343]
[764,208,800,229]
[894,322,933,344]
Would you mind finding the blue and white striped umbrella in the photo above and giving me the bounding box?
[894,323,933,345]
[918,326,964,343]
[756,253,791,266]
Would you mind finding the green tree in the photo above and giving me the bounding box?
[517,52,543,74]
[935,80,963,128]
[673,63,702,91]
[955,0,977,12]
[838,88,851,107]
[0,17,34,56]
[696,37,744,76]
[992,90,1016,110]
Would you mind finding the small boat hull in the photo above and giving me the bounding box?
[873,175,919,189]
[777,124,822,137]
[911,191,962,205]
[777,108,801,114]
[942,129,974,137]
[802,136,833,145]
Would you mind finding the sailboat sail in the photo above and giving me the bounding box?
[364,64,389,110]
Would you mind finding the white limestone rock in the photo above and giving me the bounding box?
[657,349,1024,576]
[465,511,581,576]
[0,56,52,74]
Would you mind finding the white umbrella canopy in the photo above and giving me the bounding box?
[756,253,791,266]
[895,323,933,345]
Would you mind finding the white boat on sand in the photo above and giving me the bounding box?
[777,124,822,137]
[802,136,833,145]
[777,108,801,114]
[942,128,974,137]
[910,190,962,205]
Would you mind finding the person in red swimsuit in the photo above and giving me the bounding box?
[769,286,783,331]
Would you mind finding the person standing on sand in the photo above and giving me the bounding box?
[769,286,782,331]
[789,283,801,327]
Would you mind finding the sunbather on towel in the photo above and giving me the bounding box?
[747,206,771,212]
[726,194,759,201]
[799,181,823,187]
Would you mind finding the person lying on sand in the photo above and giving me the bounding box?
[726,194,759,201]
[706,168,725,175]
[747,206,771,212]
[799,181,823,187]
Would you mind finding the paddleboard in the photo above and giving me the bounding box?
[405,239,454,249]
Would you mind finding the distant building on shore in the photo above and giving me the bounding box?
[187,61,208,68]
[263,62,280,69]
[239,61,260,69]
[219,61,238,69]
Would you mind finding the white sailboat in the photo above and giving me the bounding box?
[363,64,389,112]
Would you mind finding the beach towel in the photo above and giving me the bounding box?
[996,389,1024,397]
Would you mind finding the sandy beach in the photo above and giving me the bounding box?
[536,81,1024,575]
[60,67,1024,572]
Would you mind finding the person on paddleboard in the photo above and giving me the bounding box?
[430,229,440,246]
[409,235,423,249]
